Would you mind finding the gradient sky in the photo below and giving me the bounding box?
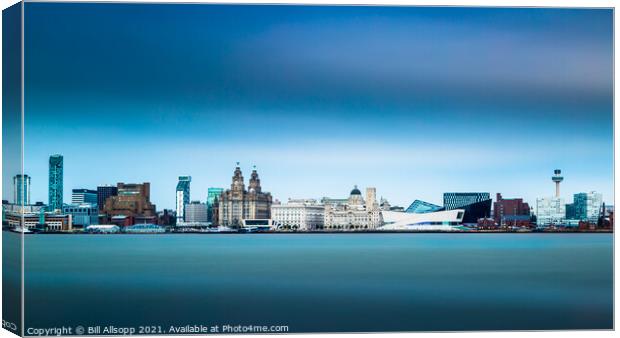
[16,4,613,209]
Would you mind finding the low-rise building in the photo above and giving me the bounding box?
[380,209,466,231]
[536,197,566,227]
[85,224,120,233]
[184,201,209,223]
[63,203,98,228]
[493,193,531,227]
[4,210,72,231]
[124,224,165,233]
[271,199,324,231]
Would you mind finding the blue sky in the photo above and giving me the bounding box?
[16,4,613,209]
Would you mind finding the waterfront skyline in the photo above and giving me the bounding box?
[17,4,613,209]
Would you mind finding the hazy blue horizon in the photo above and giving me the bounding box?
[14,4,613,209]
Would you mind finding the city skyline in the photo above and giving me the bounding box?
[10,157,613,211]
[12,5,613,209]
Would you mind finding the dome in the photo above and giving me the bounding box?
[350,185,362,196]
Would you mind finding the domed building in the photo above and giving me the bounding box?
[347,186,364,207]
[324,185,382,230]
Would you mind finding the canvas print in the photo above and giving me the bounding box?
[2,2,614,336]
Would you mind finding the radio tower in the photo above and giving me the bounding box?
[551,169,563,198]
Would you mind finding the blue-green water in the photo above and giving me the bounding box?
[14,233,614,332]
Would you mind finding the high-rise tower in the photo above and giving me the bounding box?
[13,174,31,205]
[552,169,564,198]
[48,154,63,211]
[176,176,191,221]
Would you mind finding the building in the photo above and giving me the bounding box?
[85,224,120,233]
[536,197,566,226]
[565,203,576,219]
[405,199,442,214]
[72,189,98,205]
[493,193,531,227]
[4,210,72,231]
[101,182,157,225]
[573,192,603,223]
[535,169,572,227]
[176,176,191,221]
[271,199,325,231]
[380,209,466,231]
[123,224,166,233]
[63,203,98,228]
[184,201,209,223]
[443,192,491,224]
[323,186,382,230]
[158,209,176,226]
[218,164,273,227]
[13,174,31,205]
[207,187,224,222]
[443,192,490,209]
[48,154,63,211]
[320,197,349,206]
[97,185,118,211]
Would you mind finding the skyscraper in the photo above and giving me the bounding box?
[13,174,31,205]
[48,154,63,211]
[175,176,191,221]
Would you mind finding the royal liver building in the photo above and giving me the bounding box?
[217,164,273,227]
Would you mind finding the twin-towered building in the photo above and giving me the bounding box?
[216,164,273,227]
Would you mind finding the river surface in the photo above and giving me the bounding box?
[7,233,614,333]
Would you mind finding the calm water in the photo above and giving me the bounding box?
[13,233,614,332]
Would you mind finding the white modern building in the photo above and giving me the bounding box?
[379,209,466,231]
[184,201,208,223]
[323,186,382,230]
[271,199,325,231]
[536,197,566,226]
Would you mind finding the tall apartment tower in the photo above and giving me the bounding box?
[176,176,191,221]
[48,154,64,211]
[13,174,31,205]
